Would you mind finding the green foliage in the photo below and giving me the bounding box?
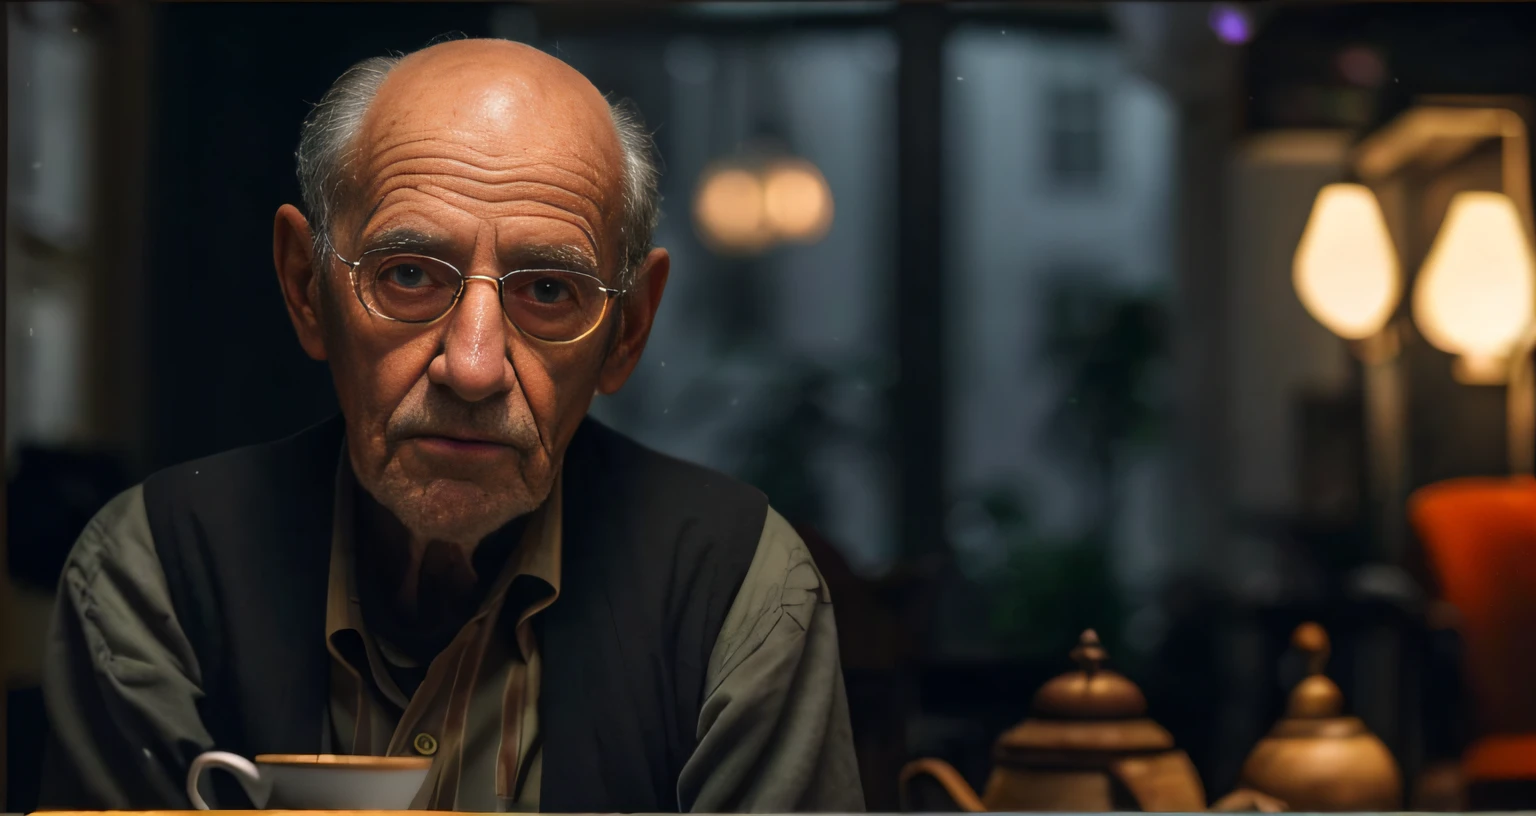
[677,273,1172,664]
[966,486,1129,660]
[1040,275,1170,475]
[727,357,885,532]
[976,275,1170,660]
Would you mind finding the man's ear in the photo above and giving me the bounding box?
[274,204,329,361]
[597,247,670,395]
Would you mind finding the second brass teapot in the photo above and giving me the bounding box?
[1233,622,1403,811]
[900,630,1208,812]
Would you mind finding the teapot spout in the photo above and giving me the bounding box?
[899,758,986,812]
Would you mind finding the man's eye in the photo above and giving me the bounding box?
[529,278,573,304]
[385,265,430,288]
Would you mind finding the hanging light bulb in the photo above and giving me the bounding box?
[694,156,835,255]
[1413,191,1536,383]
[762,158,834,243]
[693,164,772,254]
[1293,183,1403,341]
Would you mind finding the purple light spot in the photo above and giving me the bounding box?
[1209,4,1252,45]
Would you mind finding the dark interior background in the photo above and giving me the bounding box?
[13,1,1536,811]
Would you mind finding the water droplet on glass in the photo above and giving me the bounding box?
[28,328,34,337]
[956,76,964,81]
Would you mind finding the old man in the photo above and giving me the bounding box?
[40,39,862,813]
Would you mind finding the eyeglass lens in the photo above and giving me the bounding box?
[359,253,610,342]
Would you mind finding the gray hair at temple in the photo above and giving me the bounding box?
[294,49,661,292]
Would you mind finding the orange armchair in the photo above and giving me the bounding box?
[1410,477,1536,790]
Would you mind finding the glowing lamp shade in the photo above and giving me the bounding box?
[1293,183,1402,340]
[694,166,771,253]
[694,157,835,254]
[1412,191,1536,366]
[762,159,834,243]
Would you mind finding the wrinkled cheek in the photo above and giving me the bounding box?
[330,351,388,433]
[332,331,434,476]
[510,341,599,446]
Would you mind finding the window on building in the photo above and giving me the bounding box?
[947,24,1175,659]
[1044,83,1105,190]
[7,2,97,458]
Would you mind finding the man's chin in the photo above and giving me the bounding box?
[381,477,545,544]
[395,437,529,480]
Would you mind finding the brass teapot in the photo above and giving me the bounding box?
[899,630,1209,812]
[1233,622,1402,811]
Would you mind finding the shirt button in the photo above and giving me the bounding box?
[413,732,439,756]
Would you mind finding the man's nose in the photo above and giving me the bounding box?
[430,276,517,403]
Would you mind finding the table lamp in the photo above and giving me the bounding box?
[1294,182,1402,352]
[1412,191,1536,384]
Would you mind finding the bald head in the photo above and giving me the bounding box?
[365,40,622,182]
[295,38,659,286]
[384,39,615,132]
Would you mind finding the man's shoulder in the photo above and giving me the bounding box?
[67,483,154,578]
[142,415,345,506]
[562,418,770,581]
[571,416,767,507]
[135,416,342,605]
[59,415,345,611]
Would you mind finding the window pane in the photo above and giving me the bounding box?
[7,2,97,458]
[944,23,1178,656]
[524,23,899,575]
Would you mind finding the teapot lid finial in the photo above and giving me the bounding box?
[1285,622,1344,719]
[1071,629,1108,675]
[1293,621,1331,676]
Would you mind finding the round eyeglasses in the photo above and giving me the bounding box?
[334,248,625,344]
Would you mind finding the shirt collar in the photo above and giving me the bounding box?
[324,441,564,643]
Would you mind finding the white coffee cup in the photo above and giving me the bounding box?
[186,752,432,810]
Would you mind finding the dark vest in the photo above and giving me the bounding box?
[142,415,766,813]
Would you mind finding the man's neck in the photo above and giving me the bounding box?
[352,487,531,637]
[353,489,478,624]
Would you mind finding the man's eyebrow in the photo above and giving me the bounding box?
[356,226,599,275]
[507,245,601,275]
[360,227,449,255]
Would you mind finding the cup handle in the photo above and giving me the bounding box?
[186,751,266,810]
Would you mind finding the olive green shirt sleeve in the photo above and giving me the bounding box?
[39,485,215,810]
[679,508,866,813]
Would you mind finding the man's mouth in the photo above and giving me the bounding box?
[405,435,517,457]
